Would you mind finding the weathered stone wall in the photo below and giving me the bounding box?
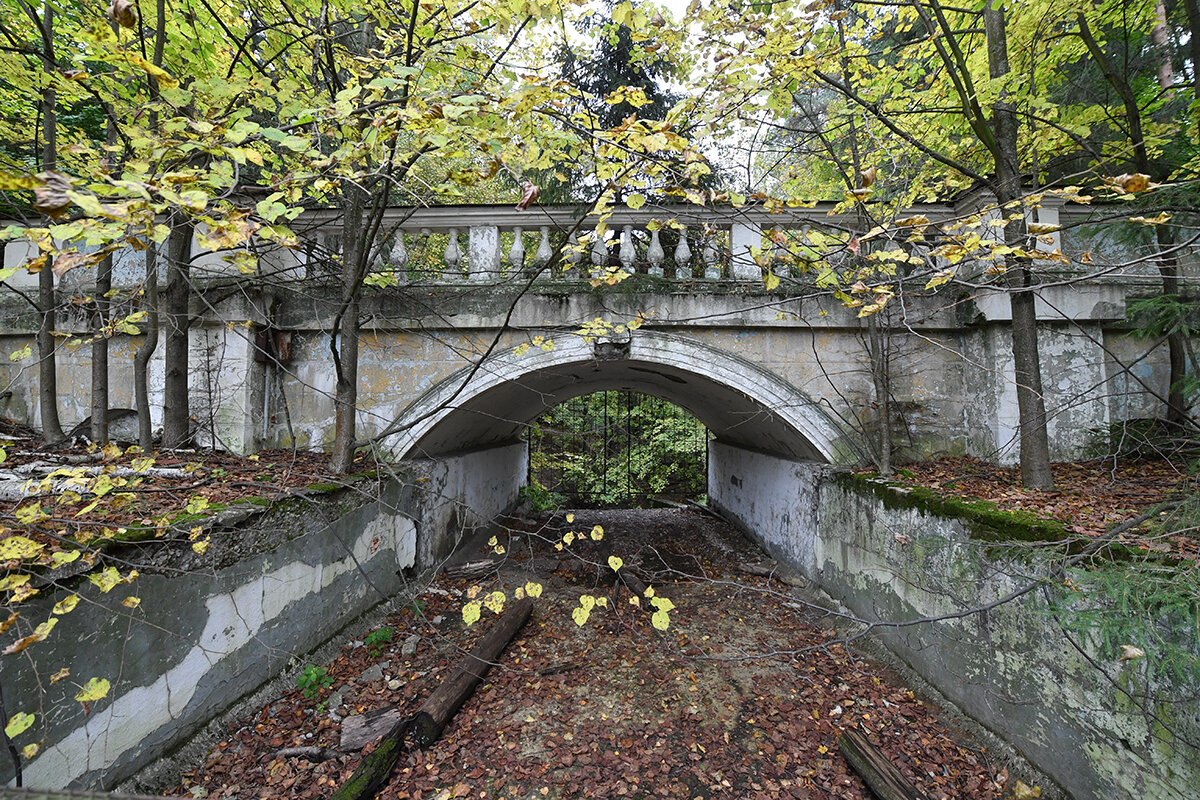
[0,447,523,791]
[710,442,1200,800]
[0,280,1172,464]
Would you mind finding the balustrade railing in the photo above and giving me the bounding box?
[293,195,1070,285]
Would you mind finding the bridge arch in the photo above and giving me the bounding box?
[384,330,855,465]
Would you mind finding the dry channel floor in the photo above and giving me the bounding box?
[169,509,1017,800]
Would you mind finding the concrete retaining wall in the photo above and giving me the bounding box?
[709,441,1200,800]
[0,444,524,791]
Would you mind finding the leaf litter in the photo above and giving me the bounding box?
[165,508,1017,800]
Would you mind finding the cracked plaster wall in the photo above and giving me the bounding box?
[710,440,1200,800]
[1,446,523,791]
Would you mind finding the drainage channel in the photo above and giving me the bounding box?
[152,508,1039,800]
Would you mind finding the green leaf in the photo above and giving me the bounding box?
[4,712,34,739]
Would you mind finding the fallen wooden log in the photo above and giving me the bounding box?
[837,728,934,800]
[273,745,341,762]
[443,558,502,581]
[737,562,808,587]
[330,596,533,800]
[341,707,405,751]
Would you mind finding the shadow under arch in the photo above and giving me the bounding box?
[384,330,855,464]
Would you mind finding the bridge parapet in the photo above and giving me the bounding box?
[289,194,1090,287]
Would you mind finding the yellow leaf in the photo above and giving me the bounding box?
[49,668,70,684]
[566,513,575,523]
[563,531,575,546]
[595,596,607,608]
[590,525,604,541]
[1012,781,1042,799]
[88,567,121,593]
[924,269,954,290]
[763,271,780,291]
[1119,645,1145,662]
[572,606,590,626]
[651,610,670,630]
[4,712,34,738]
[579,595,596,612]
[74,677,111,703]
[0,536,44,560]
[483,591,506,614]
[0,575,29,592]
[817,745,828,754]
[462,600,482,626]
[524,581,543,598]
[626,193,646,210]
[466,584,481,599]
[629,596,640,606]
[52,595,80,615]
[191,538,210,555]
[22,743,38,759]
[608,555,624,572]
[0,611,17,634]
[122,596,141,609]
[126,53,178,88]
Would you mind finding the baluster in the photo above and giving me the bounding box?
[390,231,408,269]
[534,226,553,274]
[619,225,636,271]
[590,234,608,279]
[468,225,500,281]
[509,226,526,271]
[674,230,692,280]
[703,236,721,280]
[443,227,461,280]
[565,232,581,279]
[646,228,664,278]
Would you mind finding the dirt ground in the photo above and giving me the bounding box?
[166,508,1024,800]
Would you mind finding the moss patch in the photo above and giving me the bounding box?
[836,471,1071,543]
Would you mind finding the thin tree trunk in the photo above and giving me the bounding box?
[134,0,167,450]
[986,0,1054,489]
[162,221,193,448]
[134,247,160,449]
[330,184,365,473]
[36,2,63,446]
[91,254,112,444]
[868,315,892,476]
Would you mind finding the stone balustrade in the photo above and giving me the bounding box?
[292,194,1070,284]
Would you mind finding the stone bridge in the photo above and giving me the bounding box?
[0,197,1174,527]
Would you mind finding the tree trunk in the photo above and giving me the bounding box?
[91,254,112,445]
[37,2,63,446]
[986,0,1054,489]
[330,183,367,473]
[162,220,193,448]
[330,597,534,800]
[134,247,160,450]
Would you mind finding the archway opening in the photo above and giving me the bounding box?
[525,390,708,509]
